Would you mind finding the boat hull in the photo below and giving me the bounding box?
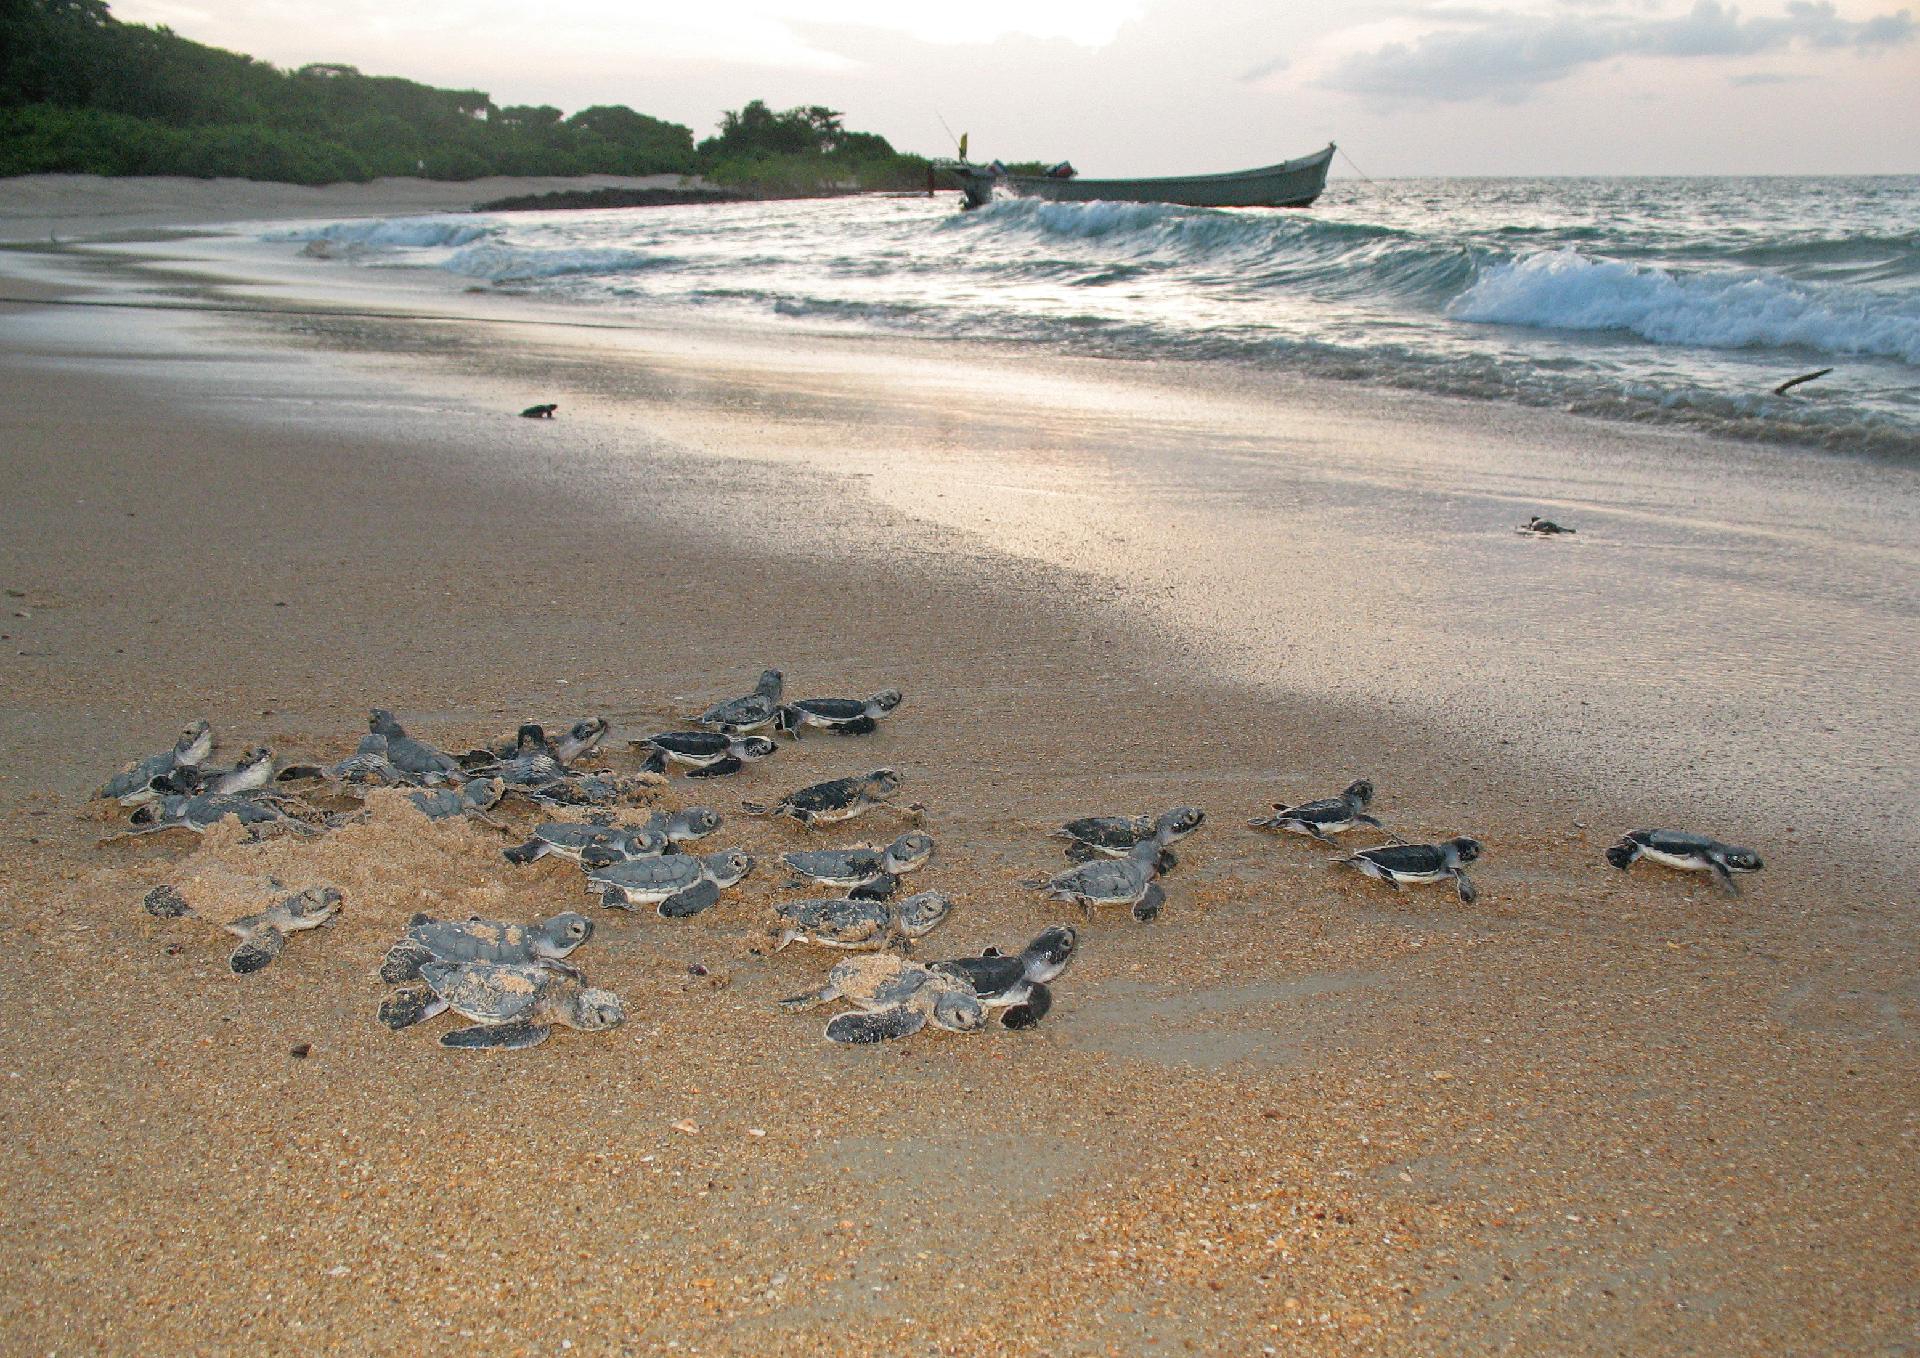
[946,145,1335,211]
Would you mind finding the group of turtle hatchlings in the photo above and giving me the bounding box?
[111,666,1764,1048]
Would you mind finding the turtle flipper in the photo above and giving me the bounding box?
[378,987,449,1031]
[1063,840,1096,863]
[639,750,669,775]
[1709,857,1743,897]
[379,938,435,984]
[503,837,549,865]
[1454,871,1478,905]
[142,884,197,919]
[441,1019,551,1050]
[1002,982,1052,1030]
[1353,813,1386,830]
[229,927,288,975]
[779,984,840,1012]
[657,877,721,919]
[1605,841,1640,870]
[1132,882,1166,923]
[1155,847,1180,874]
[686,756,743,779]
[833,716,878,736]
[1302,823,1339,846]
[849,873,899,902]
[825,1006,928,1044]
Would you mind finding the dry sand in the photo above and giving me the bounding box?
[0,212,1915,1356]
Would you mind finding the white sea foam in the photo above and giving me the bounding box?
[440,241,668,281]
[266,216,498,249]
[1451,249,1920,365]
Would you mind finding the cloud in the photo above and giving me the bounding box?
[1323,1,1916,101]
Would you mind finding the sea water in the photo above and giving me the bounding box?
[267,175,1920,458]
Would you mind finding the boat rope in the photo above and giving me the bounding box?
[1337,146,1376,185]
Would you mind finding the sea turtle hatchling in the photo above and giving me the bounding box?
[768,889,955,952]
[367,709,464,783]
[124,792,315,839]
[779,953,987,1044]
[742,768,915,831]
[630,730,779,778]
[503,819,669,867]
[407,777,506,824]
[697,669,784,735]
[782,831,935,895]
[99,719,213,805]
[1518,515,1577,537]
[777,689,903,737]
[1025,839,1169,922]
[381,959,625,1050]
[585,849,755,917]
[151,747,276,799]
[1248,780,1392,845]
[1051,806,1205,866]
[379,910,595,985]
[1339,837,1483,903]
[931,924,1077,1029]
[1606,829,1763,896]
[224,886,344,975]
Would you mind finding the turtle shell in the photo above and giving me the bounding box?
[776,897,893,945]
[587,855,702,894]
[650,731,732,758]
[419,960,560,1024]
[784,847,887,882]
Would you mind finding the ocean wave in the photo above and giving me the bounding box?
[267,216,498,249]
[1450,249,1920,365]
[441,241,673,282]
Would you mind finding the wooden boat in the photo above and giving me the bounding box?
[940,144,1335,211]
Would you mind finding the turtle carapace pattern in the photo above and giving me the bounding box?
[383,959,625,1050]
[1606,829,1763,896]
[380,911,594,986]
[1249,779,1389,845]
[777,689,903,737]
[1340,837,1483,903]
[1026,838,1169,922]
[586,849,754,917]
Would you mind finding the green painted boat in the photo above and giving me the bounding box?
[940,144,1335,211]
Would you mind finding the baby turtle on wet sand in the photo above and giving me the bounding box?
[99,719,213,805]
[380,910,595,984]
[931,924,1077,1029]
[698,669,784,734]
[381,959,624,1049]
[743,768,915,831]
[779,953,986,1044]
[1025,839,1169,922]
[1340,837,1483,903]
[1249,780,1390,845]
[520,403,557,419]
[631,730,778,778]
[586,849,754,917]
[225,886,344,975]
[777,689,903,737]
[1518,515,1576,537]
[1606,830,1763,896]
[782,831,934,895]
[768,889,954,952]
[1052,806,1205,866]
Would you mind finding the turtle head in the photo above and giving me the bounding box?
[1719,845,1764,872]
[175,719,213,764]
[284,887,344,922]
[865,768,902,798]
[572,987,627,1032]
[867,689,904,715]
[557,716,609,762]
[620,827,670,857]
[930,989,987,1034]
[884,831,936,874]
[1153,806,1206,843]
[667,808,722,842]
[733,736,779,762]
[512,722,551,754]
[894,890,954,938]
[465,777,506,810]
[368,708,404,737]
[1343,779,1375,807]
[755,669,784,699]
[1022,925,1078,982]
[1447,837,1484,865]
[535,912,595,956]
[703,850,755,887]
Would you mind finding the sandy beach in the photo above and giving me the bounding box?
[0,181,1916,1355]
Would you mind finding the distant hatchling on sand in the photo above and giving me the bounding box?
[366,709,464,783]
[1340,837,1483,903]
[1051,805,1205,866]
[1606,829,1763,896]
[767,889,955,952]
[779,953,987,1044]
[224,886,343,975]
[380,960,625,1050]
[379,911,595,984]
[698,669,785,735]
[781,831,935,897]
[743,768,916,830]
[1249,779,1391,844]
[930,925,1078,1030]
[1026,838,1170,922]
[1517,515,1577,536]
[519,403,557,419]
[777,689,903,737]
[98,718,212,805]
[630,730,779,778]
[586,849,755,917]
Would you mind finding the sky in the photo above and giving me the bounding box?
[111,0,1920,176]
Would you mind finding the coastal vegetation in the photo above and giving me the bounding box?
[0,0,932,193]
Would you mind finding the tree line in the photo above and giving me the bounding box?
[0,0,931,193]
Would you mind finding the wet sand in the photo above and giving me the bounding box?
[0,227,1915,1356]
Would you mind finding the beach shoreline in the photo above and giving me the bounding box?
[0,219,1915,1355]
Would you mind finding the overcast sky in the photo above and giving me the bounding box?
[112,0,1920,175]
